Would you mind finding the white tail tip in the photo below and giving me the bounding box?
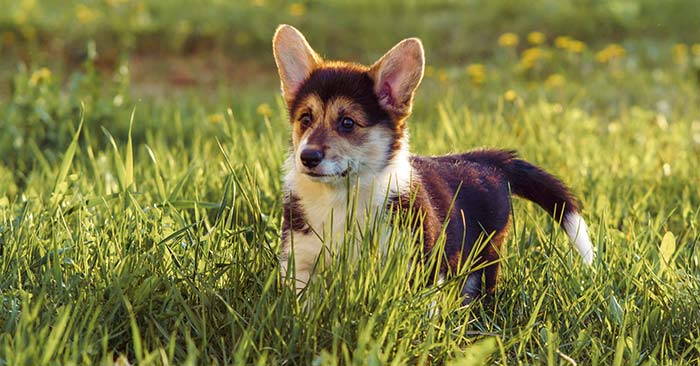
[563,212,595,265]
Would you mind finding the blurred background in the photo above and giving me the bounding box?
[2,0,699,93]
[1,0,699,180]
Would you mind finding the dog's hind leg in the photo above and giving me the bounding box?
[461,269,483,305]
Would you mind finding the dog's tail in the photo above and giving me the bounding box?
[481,150,595,264]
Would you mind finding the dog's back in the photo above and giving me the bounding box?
[406,150,591,302]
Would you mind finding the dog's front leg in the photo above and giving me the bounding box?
[280,261,312,294]
[280,234,323,294]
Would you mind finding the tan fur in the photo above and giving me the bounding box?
[369,38,425,118]
[272,25,322,105]
[292,95,393,182]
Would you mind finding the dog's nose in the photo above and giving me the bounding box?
[300,148,324,168]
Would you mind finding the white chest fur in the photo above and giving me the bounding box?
[280,150,413,290]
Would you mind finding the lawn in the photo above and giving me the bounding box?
[1,1,700,365]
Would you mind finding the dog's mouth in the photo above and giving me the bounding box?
[304,168,350,179]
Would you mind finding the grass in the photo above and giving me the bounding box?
[2,1,700,365]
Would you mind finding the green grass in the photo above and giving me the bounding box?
[2,1,700,365]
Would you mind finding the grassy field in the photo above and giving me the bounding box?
[2,1,700,365]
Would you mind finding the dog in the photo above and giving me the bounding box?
[272,25,595,303]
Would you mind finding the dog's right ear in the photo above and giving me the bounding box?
[273,25,321,106]
[369,38,424,119]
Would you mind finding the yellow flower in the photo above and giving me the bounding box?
[208,113,225,124]
[498,33,519,47]
[565,40,586,53]
[465,63,486,85]
[595,44,626,63]
[527,31,545,45]
[256,103,273,117]
[518,47,548,70]
[545,74,566,88]
[424,65,435,78]
[437,69,449,83]
[554,36,586,53]
[29,67,51,85]
[692,43,700,56]
[504,89,517,102]
[673,43,688,64]
[554,36,572,49]
[76,4,98,23]
[288,3,306,17]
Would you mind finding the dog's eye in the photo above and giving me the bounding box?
[339,117,355,132]
[299,113,312,127]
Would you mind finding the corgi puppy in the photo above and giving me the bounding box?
[273,25,595,302]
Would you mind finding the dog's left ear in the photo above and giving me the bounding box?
[369,38,425,118]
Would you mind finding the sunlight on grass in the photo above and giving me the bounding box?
[1,1,700,365]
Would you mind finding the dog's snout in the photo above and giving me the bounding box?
[300,148,324,168]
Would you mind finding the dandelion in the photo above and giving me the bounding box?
[498,33,519,47]
[554,36,572,49]
[76,4,98,23]
[437,69,449,83]
[545,74,566,88]
[554,36,585,53]
[504,89,517,102]
[518,47,548,70]
[672,43,688,65]
[527,31,545,45]
[692,43,700,56]
[256,103,273,117]
[465,63,486,85]
[565,40,586,53]
[288,3,306,17]
[595,44,626,63]
[29,67,51,85]
[208,113,225,124]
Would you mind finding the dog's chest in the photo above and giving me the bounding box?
[298,184,386,244]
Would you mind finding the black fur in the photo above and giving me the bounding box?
[290,66,391,127]
[398,150,580,301]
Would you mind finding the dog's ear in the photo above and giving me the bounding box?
[369,38,425,118]
[273,25,321,106]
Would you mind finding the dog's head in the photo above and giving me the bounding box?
[272,25,424,184]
